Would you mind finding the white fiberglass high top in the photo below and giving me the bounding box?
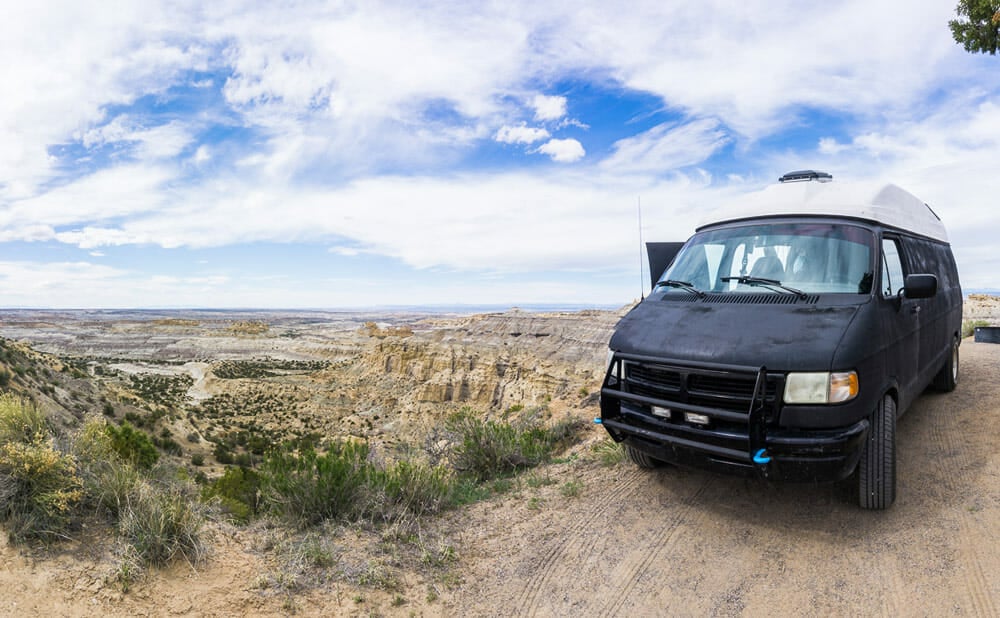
[699,171,947,242]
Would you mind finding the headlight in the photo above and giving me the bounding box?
[784,371,858,404]
[605,349,616,372]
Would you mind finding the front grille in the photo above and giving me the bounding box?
[622,360,783,421]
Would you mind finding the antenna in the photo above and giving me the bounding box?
[637,196,644,300]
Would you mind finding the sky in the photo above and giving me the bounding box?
[1,1,998,309]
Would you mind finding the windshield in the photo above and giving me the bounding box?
[657,222,875,295]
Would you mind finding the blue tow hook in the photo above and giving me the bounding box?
[593,417,603,425]
[753,448,771,465]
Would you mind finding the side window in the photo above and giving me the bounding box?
[881,238,905,298]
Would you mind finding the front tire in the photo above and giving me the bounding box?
[858,395,896,510]
[931,337,959,392]
[624,442,661,468]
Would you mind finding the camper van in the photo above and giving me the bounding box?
[600,171,962,509]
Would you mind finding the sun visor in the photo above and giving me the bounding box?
[646,242,685,288]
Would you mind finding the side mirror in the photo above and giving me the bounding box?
[903,274,937,299]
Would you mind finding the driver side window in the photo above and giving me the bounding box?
[881,238,905,298]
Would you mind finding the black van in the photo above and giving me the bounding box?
[600,171,962,509]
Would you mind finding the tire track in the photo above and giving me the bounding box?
[514,468,645,615]
[597,476,713,618]
[921,351,999,618]
[957,513,998,618]
[875,551,903,617]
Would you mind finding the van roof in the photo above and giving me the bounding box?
[698,179,949,242]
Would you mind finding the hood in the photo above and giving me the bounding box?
[609,296,861,371]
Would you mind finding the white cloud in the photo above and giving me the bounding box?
[1,164,171,242]
[194,145,211,163]
[537,138,585,163]
[532,95,567,121]
[0,2,204,199]
[83,117,194,160]
[602,119,729,173]
[495,124,551,144]
[817,137,849,155]
[329,246,362,257]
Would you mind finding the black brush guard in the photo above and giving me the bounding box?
[600,352,868,482]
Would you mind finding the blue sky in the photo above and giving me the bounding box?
[1,1,998,308]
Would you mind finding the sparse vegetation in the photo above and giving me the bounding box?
[0,400,206,578]
[0,395,83,542]
[963,319,991,338]
[127,373,193,409]
[153,319,200,327]
[105,421,160,469]
[259,441,451,527]
[229,320,269,336]
[591,438,626,467]
[213,359,328,380]
[445,410,583,482]
[0,312,601,608]
[560,479,583,498]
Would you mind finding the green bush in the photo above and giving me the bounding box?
[0,434,83,542]
[116,481,207,567]
[213,443,235,465]
[259,442,371,526]
[105,422,159,469]
[202,466,260,523]
[445,412,555,482]
[371,460,452,521]
[0,393,48,444]
[963,319,990,338]
[0,396,84,542]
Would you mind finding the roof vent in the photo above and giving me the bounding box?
[778,170,833,183]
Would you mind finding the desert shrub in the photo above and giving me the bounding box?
[213,442,235,465]
[155,436,183,456]
[962,319,990,338]
[591,438,625,467]
[190,453,204,466]
[0,434,84,542]
[259,442,370,526]
[445,412,556,482]
[116,481,207,567]
[0,369,11,388]
[106,422,159,469]
[202,466,261,523]
[0,393,48,444]
[370,460,452,521]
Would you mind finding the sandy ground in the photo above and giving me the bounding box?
[449,339,1000,617]
[1,341,998,616]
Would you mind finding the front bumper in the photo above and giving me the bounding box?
[600,352,870,482]
[602,404,868,481]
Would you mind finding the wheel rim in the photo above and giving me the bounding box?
[951,342,959,383]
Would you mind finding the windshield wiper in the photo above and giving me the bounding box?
[720,276,808,300]
[655,279,705,298]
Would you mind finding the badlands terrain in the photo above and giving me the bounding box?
[0,298,998,616]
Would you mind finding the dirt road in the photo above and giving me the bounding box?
[452,339,1000,616]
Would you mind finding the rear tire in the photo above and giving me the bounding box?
[931,337,959,392]
[858,395,896,510]
[624,443,661,468]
